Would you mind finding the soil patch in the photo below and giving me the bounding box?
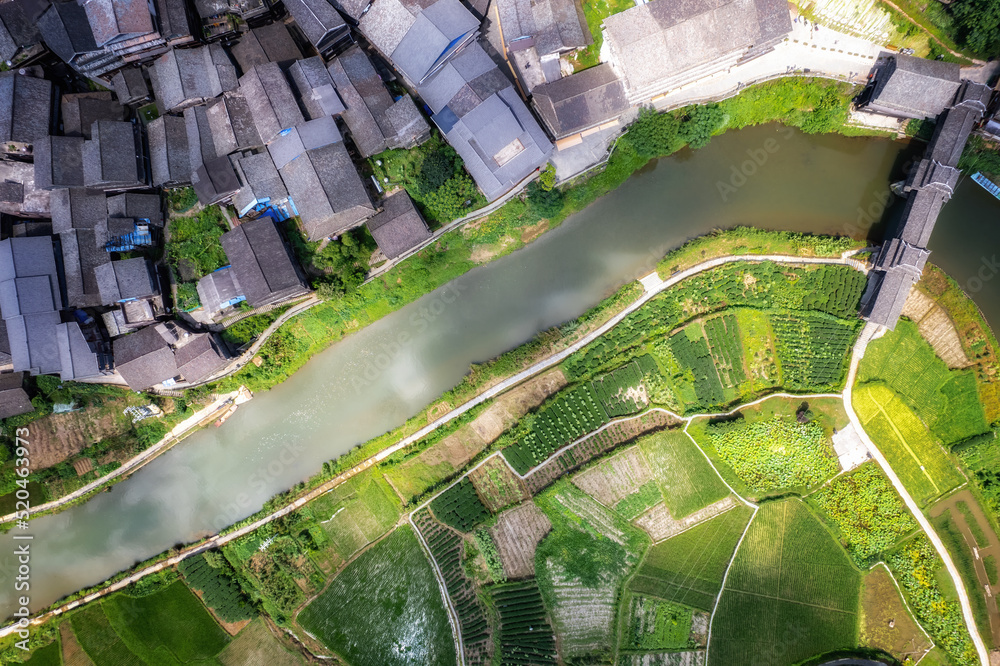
[30,402,134,469]
[520,220,548,244]
[859,566,932,661]
[902,289,971,368]
[469,456,528,512]
[490,501,553,579]
[60,620,95,666]
[470,369,567,443]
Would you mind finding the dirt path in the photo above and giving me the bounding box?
[930,489,1000,643]
[0,252,869,643]
[845,322,991,666]
[875,0,983,63]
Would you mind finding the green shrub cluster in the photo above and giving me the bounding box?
[812,463,917,565]
[706,416,839,492]
[491,581,558,665]
[179,552,255,622]
[889,535,978,666]
[166,207,229,310]
[430,478,490,532]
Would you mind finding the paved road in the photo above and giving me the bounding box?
[843,322,990,666]
[0,252,864,640]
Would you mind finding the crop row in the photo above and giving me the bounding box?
[670,332,725,407]
[178,553,254,623]
[704,313,746,388]
[591,361,645,417]
[503,384,608,475]
[414,510,493,665]
[770,313,858,389]
[492,581,558,665]
[431,478,491,532]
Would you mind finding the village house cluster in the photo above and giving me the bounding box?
[0,0,997,412]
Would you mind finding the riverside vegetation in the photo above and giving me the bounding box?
[0,76,876,517]
[4,78,999,665]
[8,224,1000,666]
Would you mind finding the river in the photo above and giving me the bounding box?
[3,125,998,616]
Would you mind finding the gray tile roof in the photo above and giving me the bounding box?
[59,228,111,307]
[196,265,243,315]
[38,2,99,64]
[83,120,146,189]
[435,85,551,201]
[367,190,431,258]
[864,53,962,119]
[147,114,191,186]
[192,154,241,205]
[604,0,791,97]
[185,103,224,171]
[174,332,228,383]
[358,0,417,56]
[61,92,125,138]
[94,257,158,303]
[928,105,980,167]
[107,193,163,225]
[150,46,227,113]
[389,0,480,84]
[0,0,41,62]
[862,267,917,330]
[220,216,308,306]
[282,0,349,52]
[267,115,341,169]
[112,68,150,105]
[154,0,193,41]
[327,55,386,157]
[896,188,947,248]
[0,159,50,217]
[384,95,430,149]
[903,158,960,200]
[239,62,305,144]
[113,324,178,390]
[0,236,63,376]
[7,311,61,375]
[331,0,371,21]
[56,321,101,380]
[81,0,154,46]
[280,141,375,240]
[50,188,106,234]
[0,72,52,144]
[495,0,588,55]
[531,63,627,137]
[0,371,32,418]
[288,56,346,120]
[34,135,86,189]
[229,22,302,75]
[233,151,287,214]
[210,91,263,150]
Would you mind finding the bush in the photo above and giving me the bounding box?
[678,104,726,149]
[526,181,565,219]
[622,107,682,159]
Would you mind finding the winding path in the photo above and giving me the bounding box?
[15,249,989,666]
[843,322,990,666]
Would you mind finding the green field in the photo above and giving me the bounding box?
[22,641,61,666]
[696,415,839,494]
[535,482,648,660]
[811,462,918,566]
[931,508,993,646]
[102,581,230,664]
[70,603,142,665]
[622,595,694,650]
[218,618,304,666]
[297,526,457,666]
[638,429,730,518]
[709,500,860,665]
[858,319,989,445]
[68,581,230,666]
[306,471,402,567]
[629,504,754,611]
[853,384,965,505]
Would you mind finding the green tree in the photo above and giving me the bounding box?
[526,180,565,219]
[679,104,726,149]
[624,107,682,158]
[950,0,1000,57]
